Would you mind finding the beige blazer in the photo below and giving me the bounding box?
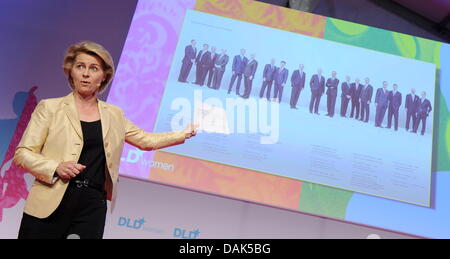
[13,92,186,219]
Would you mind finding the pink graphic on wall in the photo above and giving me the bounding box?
[107,0,196,178]
[0,86,38,222]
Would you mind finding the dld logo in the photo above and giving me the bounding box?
[173,228,200,239]
[117,217,146,230]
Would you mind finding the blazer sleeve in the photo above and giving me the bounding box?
[123,115,187,151]
[13,100,60,185]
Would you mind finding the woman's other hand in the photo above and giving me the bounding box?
[55,161,86,180]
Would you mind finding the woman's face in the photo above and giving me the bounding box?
[71,53,105,96]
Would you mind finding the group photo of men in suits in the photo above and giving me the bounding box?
[177,40,433,136]
[178,40,230,90]
[340,78,432,135]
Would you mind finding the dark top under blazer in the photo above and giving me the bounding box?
[74,120,106,190]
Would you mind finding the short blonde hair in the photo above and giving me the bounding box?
[63,41,115,94]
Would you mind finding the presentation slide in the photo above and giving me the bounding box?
[153,10,435,207]
[108,0,450,238]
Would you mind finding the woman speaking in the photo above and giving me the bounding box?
[13,41,197,239]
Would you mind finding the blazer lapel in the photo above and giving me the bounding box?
[62,92,83,140]
[98,100,110,140]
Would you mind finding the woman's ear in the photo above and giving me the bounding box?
[68,76,74,87]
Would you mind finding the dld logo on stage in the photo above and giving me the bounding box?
[117,216,145,229]
[173,227,200,239]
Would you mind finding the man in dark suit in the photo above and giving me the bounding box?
[290,64,306,109]
[211,49,229,90]
[387,84,402,131]
[205,46,218,88]
[359,77,373,123]
[325,71,339,117]
[340,76,352,117]
[242,54,258,99]
[374,81,390,127]
[178,40,197,83]
[259,59,277,100]
[413,91,432,135]
[228,49,248,95]
[405,88,420,131]
[194,44,211,86]
[273,61,289,103]
[309,69,325,114]
[350,78,362,119]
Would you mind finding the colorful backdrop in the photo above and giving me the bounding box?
[108,0,450,238]
[1,0,448,239]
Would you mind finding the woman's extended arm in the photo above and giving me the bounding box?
[123,113,193,151]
